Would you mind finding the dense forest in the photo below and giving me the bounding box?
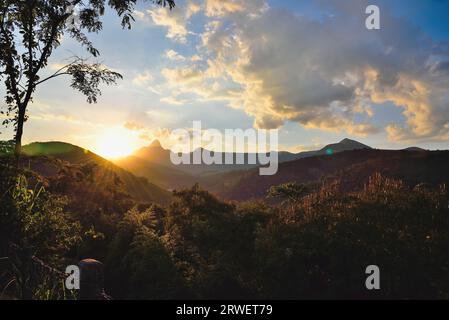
[2,140,449,299]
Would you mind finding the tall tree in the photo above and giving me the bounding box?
[0,0,175,156]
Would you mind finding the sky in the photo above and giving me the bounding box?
[2,0,449,157]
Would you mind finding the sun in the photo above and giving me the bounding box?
[95,128,137,159]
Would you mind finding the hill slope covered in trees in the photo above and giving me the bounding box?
[204,149,449,201]
[21,141,172,205]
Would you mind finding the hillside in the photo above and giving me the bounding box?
[207,149,449,201]
[114,140,196,189]
[21,142,172,205]
[17,140,446,204]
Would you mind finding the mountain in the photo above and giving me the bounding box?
[403,147,426,152]
[7,140,446,204]
[114,155,195,190]
[176,139,371,174]
[21,141,172,205]
[291,138,372,159]
[116,138,374,189]
[315,138,372,155]
[127,140,298,175]
[114,140,196,189]
[132,139,172,165]
[205,149,449,201]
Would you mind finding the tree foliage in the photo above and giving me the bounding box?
[268,182,309,203]
[2,154,449,299]
[0,161,82,299]
[0,0,175,154]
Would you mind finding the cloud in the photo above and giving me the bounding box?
[127,124,172,144]
[204,0,245,17]
[133,10,146,21]
[162,65,204,86]
[158,0,449,141]
[138,127,173,143]
[149,8,188,42]
[132,71,161,94]
[165,49,186,61]
[124,121,144,131]
[287,143,324,153]
[133,71,153,86]
[122,109,180,144]
[160,96,188,105]
[148,1,200,43]
[187,1,202,17]
[204,0,266,17]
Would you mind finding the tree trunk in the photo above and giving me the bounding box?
[14,105,26,159]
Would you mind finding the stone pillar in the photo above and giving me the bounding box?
[78,259,111,300]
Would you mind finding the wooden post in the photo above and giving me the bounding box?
[78,259,111,300]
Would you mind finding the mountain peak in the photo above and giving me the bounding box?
[133,139,170,164]
[339,138,356,144]
[149,139,162,148]
[318,138,371,155]
[336,138,371,148]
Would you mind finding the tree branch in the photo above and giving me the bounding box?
[0,6,22,108]
[27,1,35,82]
[34,58,83,86]
[22,10,63,108]
[35,72,70,86]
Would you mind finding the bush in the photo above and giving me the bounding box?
[105,206,186,299]
[0,162,81,299]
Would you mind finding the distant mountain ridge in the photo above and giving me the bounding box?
[316,138,371,154]
[403,146,427,152]
[21,141,172,205]
[207,149,449,201]
[115,138,374,189]
[10,139,441,204]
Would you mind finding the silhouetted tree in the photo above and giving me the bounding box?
[0,0,175,156]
